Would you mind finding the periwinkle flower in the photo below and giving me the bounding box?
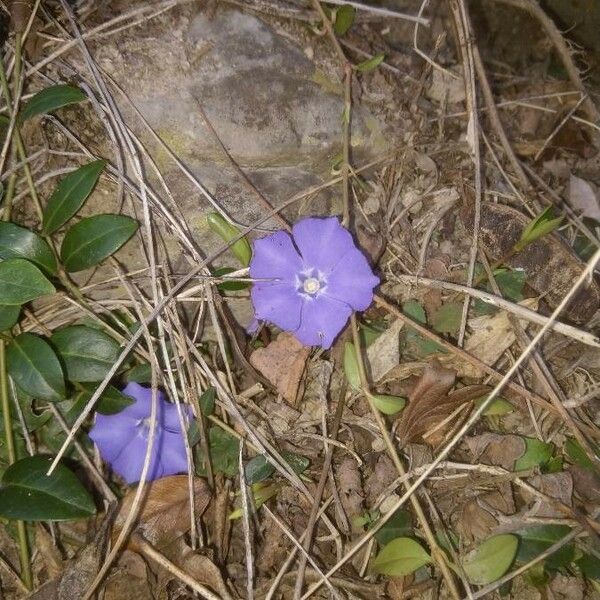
[89,382,191,484]
[250,217,379,348]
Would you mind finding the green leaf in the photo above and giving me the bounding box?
[431,302,463,335]
[343,342,361,390]
[229,482,281,520]
[61,214,139,272]
[514,437,553,471]
[0,258,55,305]
[213,267,250,292]
[475,397,514,416]
[0,222,57,274]
[0,304,20,331]
[206,213,252,267]
[51,325,120,382]
[245,455,275,484]
[125,363,152,383]
[20,84,86,122]
[42,160,106,235]
[474,269,526,316]
[372,537,431,576]
[333,4,355,35]
[200,387,216,416]
[355,52,385,73]
[374,509,413,546]
[0,455,95,521]
[516,525,575,571]
[371,393,406,415]
[403,300,427,324]
[462,534,518,585]
[577,554,600,582]
[281,450,310,475]
[7,333,65,401]
[564,438,600,473]
[208,427,239,476]
[72,384,134,416]
[515,207,563,252]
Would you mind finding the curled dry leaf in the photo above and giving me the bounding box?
[366,319,403,382]
[397,360,489,448]
[114,475,211,550]
[461,202,600,323]
[335,456,364,532]
[250,331,310,404]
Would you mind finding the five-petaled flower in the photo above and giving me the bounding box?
[89,382,191,484]
[249,217,379,348]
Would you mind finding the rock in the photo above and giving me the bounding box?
[93,3,387,235]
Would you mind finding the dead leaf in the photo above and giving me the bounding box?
[114,475,211,549]
[525,472,573,518]
[569,174,600,221]
[250,332,310,404]
[426,67,466,104]
[461,202,600,323]
[397,361,490,447]
[366,319,403,381]
[465,298,538,368]
[103,551,152,600]
[466,433,526,470]
[459,499,498,542]
[35,524,63,580]
[549,574,584,600]
[335,456,364,532]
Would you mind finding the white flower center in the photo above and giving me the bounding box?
[303,277,321,294]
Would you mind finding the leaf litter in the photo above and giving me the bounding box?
[3,1,600,599]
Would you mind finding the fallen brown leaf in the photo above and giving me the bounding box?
[397,361,489,448]
[114,475,211,550]
[466,433,526,470]
[250,332,310,404]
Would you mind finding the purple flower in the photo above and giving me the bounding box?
[89,383,191,484]
[249,217,379,348]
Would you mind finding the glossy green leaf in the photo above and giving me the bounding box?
[374,509,413,546]
[355,52,385,73]
[516,525,575,571]
[72,384,134,416]
[209,426,239,476]
[333,5,355,35]
[7,333,65,401]
[20,85,86,121]
[282,450,310,475]
[0,455,95,521]
[0,222,57,274]
[514,437,553,471]
[61,214,139,272]
[372,393,406,415]
[476,397,514,416]
[474,268,526,315]
[431,302,462,334]
[372,537,431,576]
[206,213,252,267]
[42,160,106,235]
[515,207,563,252]
[462,534,518,585]
[343,342,361,390]
[0,304,20,331]
[245,455,275,484]
[0,258,55,305]
[51,325,120,382]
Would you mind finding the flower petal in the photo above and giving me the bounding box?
[118,383,167,421]
[158,431,189,477]
[325,248,379,310]
[250,230,303,283]
[292,217,356,273]
[110,431,163,484]
[163,402,192,433]
[251,283,303,331]
[293,295,352,349]
[89,417,136,463]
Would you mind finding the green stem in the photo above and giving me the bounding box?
[0,342,32,590]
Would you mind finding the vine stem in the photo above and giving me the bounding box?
[349,315,462,599]
[0,33,33,591]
